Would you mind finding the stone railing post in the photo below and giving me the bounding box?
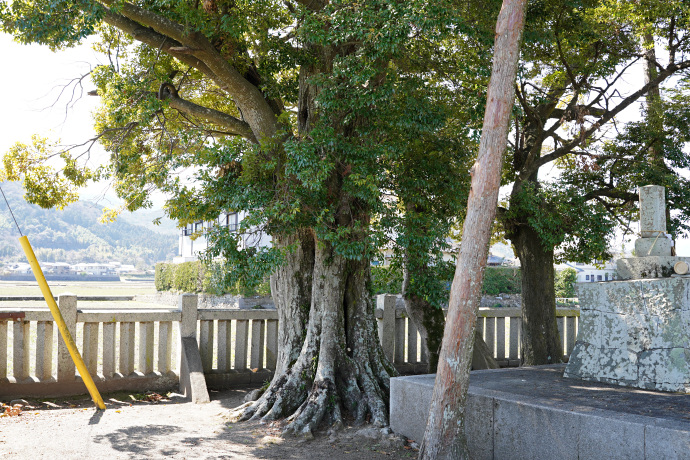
[179,293,198,339]
[178,294,209,403]
[377,294,396,362]
[57,294,77,382]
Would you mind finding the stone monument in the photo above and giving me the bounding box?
[564,185,690,392]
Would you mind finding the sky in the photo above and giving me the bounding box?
[0,33,175,224]
[1,32,689,257]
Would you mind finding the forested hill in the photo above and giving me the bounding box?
[0,182,178,268]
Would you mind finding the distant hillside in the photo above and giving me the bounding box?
[0,182,178,268]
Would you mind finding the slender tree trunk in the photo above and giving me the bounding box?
[419,1,527,458]
[403,275,498,372]
[512,224,563,364]
[402,264,445,373]
[642,32,674,252]
[643,32,663,167]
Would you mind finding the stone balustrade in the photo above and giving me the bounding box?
[0,293,579,398]
[375,294,580,371]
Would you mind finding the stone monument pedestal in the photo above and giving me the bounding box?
[565,185,690,392]
[564,277,690,392]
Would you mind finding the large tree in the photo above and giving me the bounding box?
[1,0,463,433]
[495,0,690,364]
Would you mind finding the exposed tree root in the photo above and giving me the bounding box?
[230,241,394,436]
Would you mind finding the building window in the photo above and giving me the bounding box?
[605,273,609,281]
[195,221,203,232]
[226,213,238,232]
[585,275,590,281]
[597,275,602,281]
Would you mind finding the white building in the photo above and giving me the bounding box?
[174,211,272,263]
[72,263,118,276]
[557,261,618,283]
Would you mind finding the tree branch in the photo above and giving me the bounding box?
[582,188,638,202]
[98,1,279,141]
[101,10,218,82]
[521,60,690,179]
[158,85,256,141]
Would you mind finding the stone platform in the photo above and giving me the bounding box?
[390,365,690,460]
[565,277,690,392]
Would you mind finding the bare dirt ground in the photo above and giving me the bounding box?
[0,385,419,459]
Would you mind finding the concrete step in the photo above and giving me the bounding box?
[390,364,690,460]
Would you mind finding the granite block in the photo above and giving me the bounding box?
[494,400,579,460]
[616,257,688,280]
[645,422,690,460]
[596,347,638,382]
[578,414,645,460]
[635,237,673,257]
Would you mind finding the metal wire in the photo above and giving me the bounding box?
[0,184,23,236]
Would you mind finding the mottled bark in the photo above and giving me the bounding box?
[269,230,315,377]
[234,237,395,435]
[419,1,527,458]
[512,224,563,365]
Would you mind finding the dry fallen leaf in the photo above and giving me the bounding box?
[4,405,22,416]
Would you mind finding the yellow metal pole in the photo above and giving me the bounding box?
[19,236,106,410]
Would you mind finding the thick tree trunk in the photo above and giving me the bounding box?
[234,237,394,435]
[419,1,527,458]
[269,230,315,376]
[511,224,563,365]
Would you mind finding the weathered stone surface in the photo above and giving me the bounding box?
[638,348,690,388]
[616,257,687,280]
[576,283,608,311]
[635,237,673,257]
[645,421,690,460]
[391,366,690,460]
[648,311,690,349]
[567,277,690,392]
[465,392,494,460]
[639,185,666,237]
[596,347,638,382]
[578,415,645,460]
[179,336,210,404]
[389,374,492,459]
[577,311,602,347]
[563,342,600,379]
[389,374,433,443]
[624,312,653,353]
[600,312,628,349]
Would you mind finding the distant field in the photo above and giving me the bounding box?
[0,280,157,297]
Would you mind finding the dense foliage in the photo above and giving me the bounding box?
[554,268,578,298]
[370,264,522,297]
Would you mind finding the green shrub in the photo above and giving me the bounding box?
[155,262,174,291]
[172,261,203,292]
[481,267,522,295]
[370,265,522,296]
[156,261,269,296]
[555,267,577,298]
[370,265,403,295]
